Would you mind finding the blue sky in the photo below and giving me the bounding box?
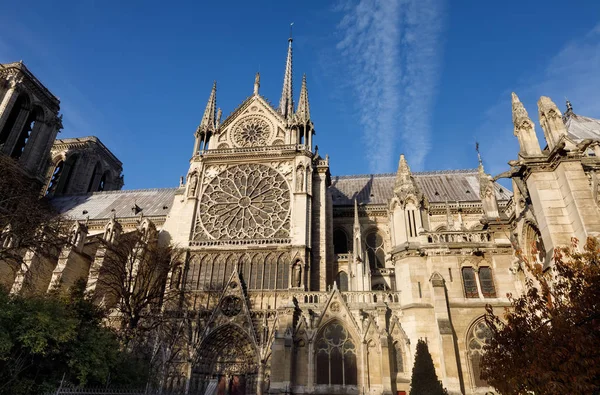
[1,1,599,189]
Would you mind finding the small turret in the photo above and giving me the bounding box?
[393,154,422,207]
[512,92,542,156]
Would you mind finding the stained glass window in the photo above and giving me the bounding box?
[315,322,357,385]
[462,267,479,298]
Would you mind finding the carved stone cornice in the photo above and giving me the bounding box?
[50,136,122,168]
[193,144,312,163]
[518,139,584,180]
[0,62,60,111]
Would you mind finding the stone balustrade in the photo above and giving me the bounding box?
[423,230,493,244]
[189,238,291,247]
[200,144,311,156]
[291,291,401,305]
[334,253,351,262]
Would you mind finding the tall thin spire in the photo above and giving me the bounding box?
[295,74,311,123]
[199,81,217,132]
[354,199,360,231]
[279,28,294,120]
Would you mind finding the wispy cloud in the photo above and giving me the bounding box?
[335,0,445,172]
[478,23,600,178]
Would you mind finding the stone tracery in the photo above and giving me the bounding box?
[197,164,290,240]
[232,116,272,147]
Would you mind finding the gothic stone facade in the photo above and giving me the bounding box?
[2,39,600,395]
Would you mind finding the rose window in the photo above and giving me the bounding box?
[232,117,271,147]
[198,164,290,240]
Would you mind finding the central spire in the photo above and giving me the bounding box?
[279,28,294,120]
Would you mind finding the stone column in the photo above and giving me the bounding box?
[0,77,21,138]
[256,362,265,395]
[4,105,30,156]
[36,116,62,176]
[20,119,46,170]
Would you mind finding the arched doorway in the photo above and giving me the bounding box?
[192,324,259,395]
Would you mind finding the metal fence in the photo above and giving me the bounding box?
[46,385,188,395]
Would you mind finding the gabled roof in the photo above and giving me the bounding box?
[565,112,600,142]
[51,188,178,220]
[330,169,512,206]
[219,94,284,131]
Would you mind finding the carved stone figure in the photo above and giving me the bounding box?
[188,173,198,197]
[296,166,304,192]
[293,262,302,287]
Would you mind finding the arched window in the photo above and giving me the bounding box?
[366,231,385,270]
[250,256,263,290]
[98,171,111,191]
[316,322,357,385]
[54,154,79,195]
[197,256,212,289]
[0,94,29,147]
[333,228,349,254]
[478,267,496,297]
[264,254,277,290]
[468,320,492,387]
[276,253,289,289]
[336,271,348,291]
[11,106,43,159]
[87,162,102,192]
[524,224,546,266]
[46,160,64,195]
[462,267,478,298]
[391,341,404,373]
[187,256,202,290]
[462,266,496,298]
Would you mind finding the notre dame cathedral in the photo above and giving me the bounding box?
[2,35,600,395]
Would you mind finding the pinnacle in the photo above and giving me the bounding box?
[511,92,531,125]
[511,92,520,104]
[295,73,311,123]
[199,81,217,132]
[538,96,561,115]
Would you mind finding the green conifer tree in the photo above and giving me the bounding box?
[409,339,448,395]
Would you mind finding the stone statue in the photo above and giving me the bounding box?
[296,166,304,192]
[293,263,302,287]
[188,173,198,197]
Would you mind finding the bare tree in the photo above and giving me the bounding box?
[0,153,70,290]
[93,227,184,349]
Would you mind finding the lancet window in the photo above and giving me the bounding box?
[333,228,349,254]
[188,253,290,291]
[366,230,385,270]
[462,266,496,298]
[336,271,348,291]
[392,340,404,373]
[11,106,43,159]
[316,322,357,386]
[0,94,29,147]
[467,320,492,387]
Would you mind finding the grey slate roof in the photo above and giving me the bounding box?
[330,169,512,206]
[565,113,600,142]
[51,188,178,220]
